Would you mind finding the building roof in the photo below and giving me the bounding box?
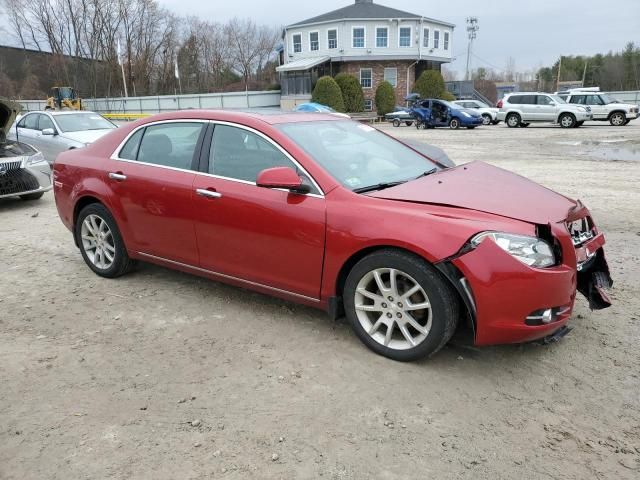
[288,0,454,28]
[276,56,331,72]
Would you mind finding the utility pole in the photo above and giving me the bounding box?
[582,60,588,87]
[556,56,562,91]
[465,17,479,81]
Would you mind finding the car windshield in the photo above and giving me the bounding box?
[277,121,438,191]
[600,94,618,104]
[54,113,116,133]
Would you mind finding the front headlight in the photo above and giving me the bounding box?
[462,112,471,118]
[471,232,556,268]
[25,151,47,166]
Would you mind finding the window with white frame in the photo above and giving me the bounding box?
[423,28,430,48]
[399,27,412,47]
[327,29,337,49]
[444,31,450,50]
[353,27,365,48]
[309,32,319,51]
[434,30,440,49]
[384,68,398,88]
[360,68,372,89]
[293,33,302,53]
[376,27,388,48]
[364,99,373,112]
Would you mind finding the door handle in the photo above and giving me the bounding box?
[108,172,127,181]
[196,188,222,199]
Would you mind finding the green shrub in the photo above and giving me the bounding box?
[334,73,364,112]
[311,76,345,112]
[375,81,396,116]
[413,70,451,100]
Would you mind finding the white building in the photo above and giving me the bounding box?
[277,0,455,110]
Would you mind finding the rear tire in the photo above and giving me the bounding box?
[405,121,413,127]
[75,203,135,278]
[559,113,576,128]
[19,192,44,201]
[344,249,459,362]
[609,112,626,126]
[449,118,460,129]
[506,113,521,128]
[392,118,401,127]
[481,114,492,125]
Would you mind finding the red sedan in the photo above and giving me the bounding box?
[53,111,612,361]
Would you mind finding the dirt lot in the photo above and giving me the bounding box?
[1,121,639,479]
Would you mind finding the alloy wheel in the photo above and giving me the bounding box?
[354,268,432,350]
[610,113,625,126]
[81,214,116,270]
[482,114,491,125]
[560,114,575,128]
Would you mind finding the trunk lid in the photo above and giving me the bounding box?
[368,161,577,224]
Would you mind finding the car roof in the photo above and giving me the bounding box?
[132,109,346,126]
[25,110,100,116]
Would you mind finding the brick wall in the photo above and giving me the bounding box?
[339,60,416,110]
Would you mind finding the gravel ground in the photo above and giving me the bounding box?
[1,121,639,479]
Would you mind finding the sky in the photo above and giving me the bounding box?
[159,0,640,76]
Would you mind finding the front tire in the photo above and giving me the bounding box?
[559,113,576,128]
[405,121,413,127]
[506,113,521,128]
[449,118,460,129]
[19,192,44,201]
[609,112,626,126]
[75,203,135,278]
[481,114,492,125]
[343,249,459,362]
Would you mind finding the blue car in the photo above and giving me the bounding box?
[410,99,483,129]
[293,102,351,118]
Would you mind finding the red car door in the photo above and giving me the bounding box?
[192,123,326,300]
[104,121,207,266]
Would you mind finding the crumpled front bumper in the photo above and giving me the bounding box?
[449,210,612,346]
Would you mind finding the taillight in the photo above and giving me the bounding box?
[497,100,503,108]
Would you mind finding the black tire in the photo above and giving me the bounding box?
[405,121,413,127]
[506,113,521,128]
[343,249,459,362]
[467,126,477,129]
[624,119,631,125]
[75,203,135,278]
[19,192,44,201]
[520,122,530,128]
[449,118,460,130]
[609,112,626,127]
[491,120,501,125]
[481,114,492,126]
[575,121,584,128]
[559,113,576,128]
[415,121,422,130]
[392,118,401,127]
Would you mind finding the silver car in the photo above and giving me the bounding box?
[0,98,51,201]
[7,110,117,163]
[497,93,593,128]
[453,100,500,125]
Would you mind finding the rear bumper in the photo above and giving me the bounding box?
[451,225,611,346]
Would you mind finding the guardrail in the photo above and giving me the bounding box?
[18,90,282,114]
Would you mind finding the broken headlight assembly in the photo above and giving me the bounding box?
[471,232,556,268]
[25,151,47,166]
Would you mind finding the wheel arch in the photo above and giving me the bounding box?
[608,109,627,119]
[556,111,576,122]
[328,245,472,330]
[72,195,105,246]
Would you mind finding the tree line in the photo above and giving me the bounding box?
[0,0,281,99]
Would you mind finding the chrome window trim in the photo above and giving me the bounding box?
[109,118,325,198]
[137,252,321,303]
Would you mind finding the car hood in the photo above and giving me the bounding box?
[0,97,20,139]
[458,108,482,117]
[367,161,577,224]
[60,129,115,145]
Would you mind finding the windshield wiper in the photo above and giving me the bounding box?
[353,181,407,194]
[415,168,439,179]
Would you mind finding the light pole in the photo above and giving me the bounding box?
[465,17,479,81]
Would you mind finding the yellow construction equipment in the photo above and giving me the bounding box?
[45,87,82,110]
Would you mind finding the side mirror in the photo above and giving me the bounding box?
[256,167,311,194]
[42,128,56,136]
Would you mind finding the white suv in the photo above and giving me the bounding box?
[453,100,499,125]
[497,93,592,128]
[556,89,638,126]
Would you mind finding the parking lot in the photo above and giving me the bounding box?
[1,122,639,479]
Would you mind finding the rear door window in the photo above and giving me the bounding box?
[135,123,205,170]
[571,95,586,105]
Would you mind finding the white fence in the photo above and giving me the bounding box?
[18,90,282,113]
